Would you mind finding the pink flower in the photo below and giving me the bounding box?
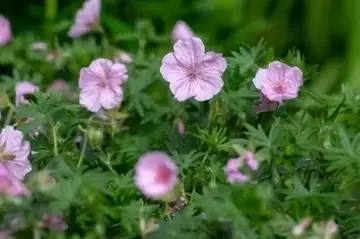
[113,51,133,64]
[160,37,227,101]
[47,79,68,92]
[323,220,338,239]
[177,119,185,135]
[292,217,312,236]
[41,215,68,231]
[31,42,48,51]
[0,126,31,181]
[224,152,258,184]
[15,82,39,106]
[253,61,303,102]
[254,93,278,113]
[135,152,178,199]
[172,21,195,43]
[68,0,101,38]
[0,16,11,46]
[79,58,128,112]
[0,162,31,196]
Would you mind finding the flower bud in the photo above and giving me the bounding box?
[86,127,103,147]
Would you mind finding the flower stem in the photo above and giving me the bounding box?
[51,123,58,157]
[3,109,14,127]
[45,0,57,41]
[77,135,87,168]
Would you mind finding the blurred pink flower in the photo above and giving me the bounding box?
[31,42,48,51]
[224,159,249,184]
[47,79,68,92]
[323,220,338,239]
[172,21,194,43]
[253,61,303,102]
[114,51,133,64]
[177,119,185,135]
[224,152,258,184]
[135,152,178,199]
[254,93,278,113]
[160,37,227,101]
[292,217,312,237]
[68,0,101,38]
[79,58,128,112]
[0,126,31,181]
[0,162,31,196]
[41,215,68,231]
[15,82,39,106]
[0,16,11,46]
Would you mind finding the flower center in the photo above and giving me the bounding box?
[155,166,172,184]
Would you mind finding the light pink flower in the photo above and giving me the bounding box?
[15,82,39,106]
[292,217,312,236]
[68,0,101,38]
[41,215,68,231]
[0,126,31,181]
[177,119,185,135]
[253,61,303,102]
[0,16,11,46]
[172,21,195,43]
[47,79,68,92]
[323,220,338,239]
[254,93,278,113]
[135,152,178,199]
[114,51,133,64]
[31,42,48,51]
[224,159,249,184]
[0,162,31,196]
[79,58,128,112]
[160,37,227,102]
[224,152,258,184]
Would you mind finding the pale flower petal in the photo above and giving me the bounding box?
[100,87,122,109]
[172,21,195,43]
[0,16,11,46]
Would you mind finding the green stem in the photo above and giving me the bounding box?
[77,136,87,168]
[3,109,14,127]
[45,0,58,41]
[137,39,147,60]
[33,227,41,239]
[52,123,58,157]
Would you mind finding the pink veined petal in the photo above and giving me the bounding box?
[169,78,194,101]
[172,21,194,43]
[79,67,102,89]
[99,87,122,109]
[108,63,128,85]
[88,58,112,80]
[253,68,267,89]
[0,16,11,46]
[199,52,227,74]
[192,73,224,101]
[68,23,91,38]
[173,37,205,69]
[79,86,102,112]
[160,53,189,83]
[285,66,303,87]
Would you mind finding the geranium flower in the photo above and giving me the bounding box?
[160,37,227,101]
[79,58,128,112]
[31,42,48,51]
[41,215,68,231]
[253,61,303,102]
[172,21,194,43]
[15,82,39,106]
[0,16,11,46]
[0,126,31,180]
[135,152,178,199]
[113,51,133,64]
[0,162,30,196]
[177,119,185,135]
[224,152,258,184]
[68,0,101,38]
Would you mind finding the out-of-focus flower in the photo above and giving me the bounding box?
[31,42,48,52]
[47,79,69,93]
[15,82,39,106]
[0,126,31,181]
[68,0,101,38]
[135,152,178,199]
[41,215,68,231]
[177,119,185,135]
[323,220,338,239]
[254,93,278,113]
[47,52,57,61]
[224,152,258,184]
[253,61,303,102]
[172,21,194,43]
[0,162,31,196]
[160,37,227,102]
[292,217,312,237]
[79,58,128,112]
[113,51,133,64]
[0,16,11,46]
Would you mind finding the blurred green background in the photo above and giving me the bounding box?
[2,0,360,94]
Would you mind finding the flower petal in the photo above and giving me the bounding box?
[108,62,128,85]
[160,53,188,83]
[79,86,102,112]
[173,37,205,69]
[199,52,227,74]
[192,73,224,101]
[100,87,122,109]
